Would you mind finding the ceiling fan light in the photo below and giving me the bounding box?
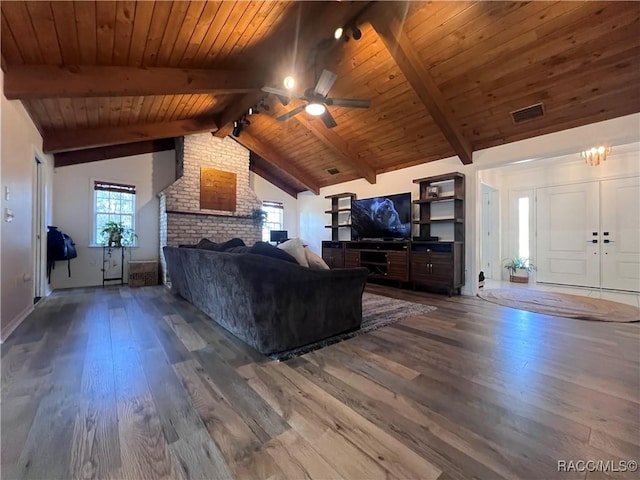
[283,76,295,90]
[334,27,343,40]
[305,103,326,116]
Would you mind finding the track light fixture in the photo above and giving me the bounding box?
[247,99,271,117]
[334,22,362,42]
[232,115,251,137]
[232,121,242,137]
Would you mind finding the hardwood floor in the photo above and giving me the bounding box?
[1,284,638,479]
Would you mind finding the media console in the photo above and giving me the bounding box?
[321,238,463,295]
[344,241,410,282]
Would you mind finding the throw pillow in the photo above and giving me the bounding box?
[195,238,217,250]
[277,238,309,267]
[217,238,246,251]
[304,247,330,270]
[250,242,298,264]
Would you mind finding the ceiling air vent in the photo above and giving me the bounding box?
[510,103,545,124]
[327,168,340,175]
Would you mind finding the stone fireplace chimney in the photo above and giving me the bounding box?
[159,133,262,283]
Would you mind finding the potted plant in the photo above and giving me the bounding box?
[251,208,268,227]
[503,256,536,283]
[100,221,137,247]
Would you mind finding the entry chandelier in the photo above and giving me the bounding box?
[581,146,610,166]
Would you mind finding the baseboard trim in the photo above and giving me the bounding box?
[1,304,34,343]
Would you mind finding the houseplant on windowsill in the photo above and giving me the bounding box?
[503,256,536,283]
[251,208,268,227]
[100,221,137,247]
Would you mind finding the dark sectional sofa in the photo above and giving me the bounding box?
[163,245,369,355]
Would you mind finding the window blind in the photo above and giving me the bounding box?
[94,181,136,195]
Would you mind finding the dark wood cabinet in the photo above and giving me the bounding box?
[345,241,409,282]
[411,173,465,295]
[344,249,361,268]
[321,241,345,269]
[411,242,463,294]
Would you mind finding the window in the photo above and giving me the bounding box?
[518,196,529,260]
[93,181,136,245]
[261,201,284,242]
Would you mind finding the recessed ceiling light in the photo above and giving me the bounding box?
[334,27,344,40]
[305,103,326,116]
[283,76,295,90]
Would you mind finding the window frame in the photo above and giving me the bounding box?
[261,201,284,242]
[91,179,137,247]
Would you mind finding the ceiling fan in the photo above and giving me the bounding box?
[261,69,371,128]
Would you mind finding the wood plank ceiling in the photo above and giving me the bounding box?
[2,1,639,195]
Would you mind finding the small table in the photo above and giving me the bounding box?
[102,246,125,286]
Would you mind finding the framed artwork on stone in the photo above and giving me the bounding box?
[200,167,236,211]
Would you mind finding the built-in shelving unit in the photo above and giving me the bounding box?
[324,192,356,241]
[411,172,465,295]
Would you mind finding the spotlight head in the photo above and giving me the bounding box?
[248,107,254,115]
[283,76,295,90]
[351,26,362,40]
[232,120,243,137]
[334,27,344,40]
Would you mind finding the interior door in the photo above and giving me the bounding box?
[480,190,492,277]
[600,176,640,292]
[34,157,43,300]
[536,182,600,287]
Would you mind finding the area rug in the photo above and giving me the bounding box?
[478,288,639,322]
[270,292,437,361]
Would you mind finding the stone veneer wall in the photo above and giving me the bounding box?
[159,133,262,283]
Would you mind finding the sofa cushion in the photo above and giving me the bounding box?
[277,238,309,267]
[227,242,299,265]
[304,247,330,270]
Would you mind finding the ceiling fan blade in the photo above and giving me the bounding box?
[320,109,337,129]
[326,97,371,108]
[276,105,306,121]
[262,86,291,97]
[314,69,337,97]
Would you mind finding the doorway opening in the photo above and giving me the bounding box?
[33,156,45,303]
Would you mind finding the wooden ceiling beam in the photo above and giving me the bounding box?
[249,153,300,199]
[366,3,473,165]
[43,117,218,153]
[271,102,377,184]
[54,138,175,168]
[3,65,264,99]
[230,132,320,195]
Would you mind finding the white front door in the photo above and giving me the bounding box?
[600,177,640,292]
[536,182,601,287]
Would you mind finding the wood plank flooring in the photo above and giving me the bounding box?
[1,284,638,479]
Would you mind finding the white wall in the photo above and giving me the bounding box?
[51,151,175,289]
[1,70,55,339]
[250,173,299,239]
[299,113,640,295]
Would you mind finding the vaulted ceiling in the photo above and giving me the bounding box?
[2,1,639,195]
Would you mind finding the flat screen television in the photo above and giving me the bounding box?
[351,192,412,240]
